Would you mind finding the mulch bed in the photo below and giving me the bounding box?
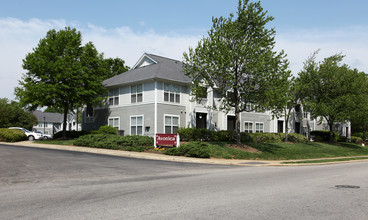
[225,143,261,153]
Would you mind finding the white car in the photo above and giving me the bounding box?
[9,127,44,141]
[35,131,52,139]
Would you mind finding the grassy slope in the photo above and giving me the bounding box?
[207,142,368,160]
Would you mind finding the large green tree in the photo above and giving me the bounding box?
[0,98,38,130]
[183,0,290,144]
[297,52,362,142]
[15,27,128,137]
[349,72,368,141]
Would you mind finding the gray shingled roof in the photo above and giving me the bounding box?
[33,110,74,123]
[103,54,191,87]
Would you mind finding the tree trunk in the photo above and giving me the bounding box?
[284,108,290,142]
[235,109,241,145]
[329,122,334,142]
[62,104,68,138]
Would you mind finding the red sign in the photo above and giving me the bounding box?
[155,134,180,147]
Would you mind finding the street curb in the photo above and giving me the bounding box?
[2,141,368,166]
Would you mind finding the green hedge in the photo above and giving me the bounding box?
[310,130,338,142]
[73,134,154,152]
[177,128,307,143]
[164,142,210,158]
[0,128,27,142]
[53,130,92,139]
[284,133,309,143]
[96,125,118,134]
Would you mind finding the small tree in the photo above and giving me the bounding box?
[15,27,128,137]
[298,51,361,142]
[183,0,290,144]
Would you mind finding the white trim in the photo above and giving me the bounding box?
[130,115,144,135]
[108,117,120,130]
[163,114,180,134]
[154,81,158,136]
[132,53,158,69]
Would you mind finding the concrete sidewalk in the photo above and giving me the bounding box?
[2,141,368,166]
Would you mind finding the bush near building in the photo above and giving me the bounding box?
[0,128,27,142]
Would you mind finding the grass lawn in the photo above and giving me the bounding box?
[207,142,368,160]
[34,138,368,161]
[34,139,75,146]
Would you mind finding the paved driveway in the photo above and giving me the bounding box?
[1,144,368,219]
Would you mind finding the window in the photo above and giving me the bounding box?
[131,116,143,135]
[255,122,264,133]
[165,115,179,134]
[108,117,119,130]
[244,122,253,133]
[38,123,43,127]
[164,83,180,103]
[108,88,119,106]
[131,84,143,103]
[303,112,308,119]
[246,103,253,112]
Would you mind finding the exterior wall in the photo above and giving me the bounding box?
[156,103,186,134]
[240,111,272,133]
[110,103,155,136]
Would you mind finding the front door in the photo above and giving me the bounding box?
[196,113,207,129]
[227,116,236,130]
[278,120,284,133]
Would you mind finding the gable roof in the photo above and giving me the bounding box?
[103,53,191,87]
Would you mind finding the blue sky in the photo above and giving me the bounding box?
[1,0,368,100]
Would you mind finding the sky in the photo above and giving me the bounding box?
[1,0,367,100]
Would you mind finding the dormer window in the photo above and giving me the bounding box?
[164,83,180,103]
[131,84,143,103]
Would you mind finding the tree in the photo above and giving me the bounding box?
[349,72,368,141]
[297,51,362,142]
[0,98,38,130]
[15,27,128,137]
[183,0,290,144]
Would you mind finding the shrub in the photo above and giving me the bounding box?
[211,130,236,142]
[0,128,27,142]
[285,133,309,143]
[351,136,363,144]
[249,133,283,143]
[164,142,210,158]
[73,134,154,152]
[351,132,363,138]
[310,130,338,142]
[53,130,92,139]
[97,125,117,134]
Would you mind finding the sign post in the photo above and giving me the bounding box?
[155,133,180,148]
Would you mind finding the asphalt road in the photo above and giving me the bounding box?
[1,144,368,219]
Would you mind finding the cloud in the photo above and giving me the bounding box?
[275,26,368,74]
[0,18,367,101]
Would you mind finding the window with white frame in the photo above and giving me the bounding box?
[165,115,179,134]
[131,116,143,135]
[108,88,119,106]
[255,122,264,133]
[244,122,253,133]
[108,117,119,130]
[164,83,180,103]
[38,123,43,127]
[131,84,143,103]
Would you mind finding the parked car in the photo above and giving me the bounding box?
[8,127,44,141]
[35,131,52,139]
